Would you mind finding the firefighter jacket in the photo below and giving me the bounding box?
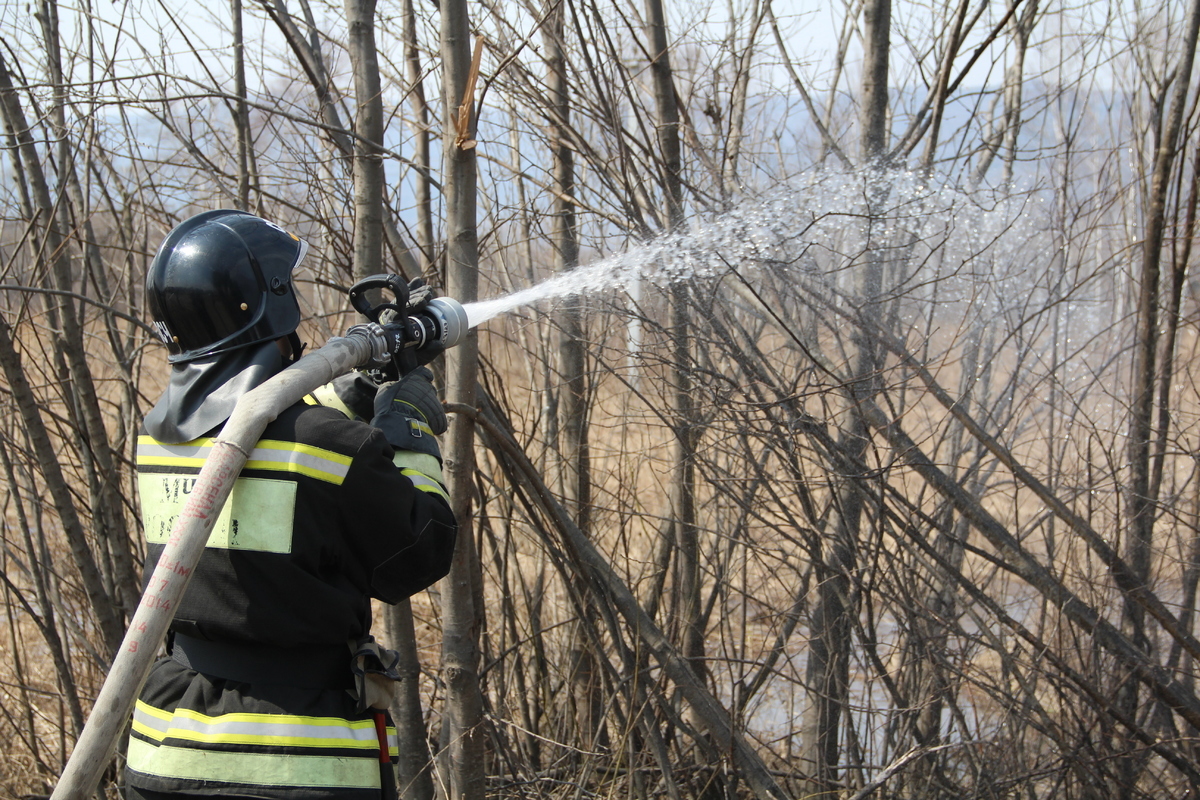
[125,393,456,799]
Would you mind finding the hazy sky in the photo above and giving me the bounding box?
[0,0,1138,123]
[1,0,842,92]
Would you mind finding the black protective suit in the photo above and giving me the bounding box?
[125,343,456,800]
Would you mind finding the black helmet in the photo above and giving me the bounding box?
[146,210,309,363]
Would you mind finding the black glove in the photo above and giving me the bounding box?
[370,367,447,459]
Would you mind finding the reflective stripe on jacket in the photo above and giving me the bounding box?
[127,659,397,798]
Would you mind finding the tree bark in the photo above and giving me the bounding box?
[544,0,602,751]
[802,0,890,792]
[386,599,435,800]
[345,0,385,281]
[404,0,436,280]
[439,4,484,798]
[859,0,892,167]
[232,0,253,210]
[1120,0,1200,792]
[644,0,704,695]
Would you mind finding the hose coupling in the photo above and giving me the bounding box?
[345,322,392,364]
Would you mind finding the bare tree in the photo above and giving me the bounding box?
[438,4,485,798]
[1120,0,1200,793]
[644,0,706,701]
[403,0,437,280]
[345,0,385,281]
[0,46,126,660]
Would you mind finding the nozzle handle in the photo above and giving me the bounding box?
[348,274,410,322]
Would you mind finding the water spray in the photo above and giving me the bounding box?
[454,174,1040,335]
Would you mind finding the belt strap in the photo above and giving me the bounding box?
[172,633,352,690]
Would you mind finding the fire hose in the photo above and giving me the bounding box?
[50,279,466,800]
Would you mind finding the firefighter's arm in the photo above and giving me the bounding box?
[357,367,456,601]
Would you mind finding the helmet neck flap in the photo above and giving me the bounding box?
[143,340,287,444]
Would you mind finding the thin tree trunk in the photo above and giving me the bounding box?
[0,310,123,658]
[386,599,435,800]
[970,0,1038,186]
[895,322,990,794]
[381,6,438,799]
[345,0,384,282]
[265,0,421,278]
[802,0,890,791]
[232,0,252,210]
[0,435,86,737]
[263,0,354,155]
[38,0,140,617]
[1164,150,1200,704]
[404,0,436,280]
[343,8,437,798]
[548,0,586,553]
[721,0,766,196]
[544,0,602,752]
[644,0,704,693]
[917,0,969,176]
[1120,0,1200,792]
[859,0,891,167]
[1000,0,1037,186]
[439,4,484,798]
[0,47,123,659]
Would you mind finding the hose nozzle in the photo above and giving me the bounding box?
[410,296,468,352]
[347,274,467,377]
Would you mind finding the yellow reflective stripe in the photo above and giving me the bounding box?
[136,438,211,470]
[127,736,382,789]
[401,470,449,501]
[391,452,447,498]
[133,701,390,751]
[137,701,174,722]
[409,419,434,436]
[245,441,353,484]
[132,701,173,739]
[164,707,378,750]
[391,451,443,482]
[138,436,352,485]
[390,400,433,431]
[306,384,359,420]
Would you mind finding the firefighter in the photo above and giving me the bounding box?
[126,210,457,800]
